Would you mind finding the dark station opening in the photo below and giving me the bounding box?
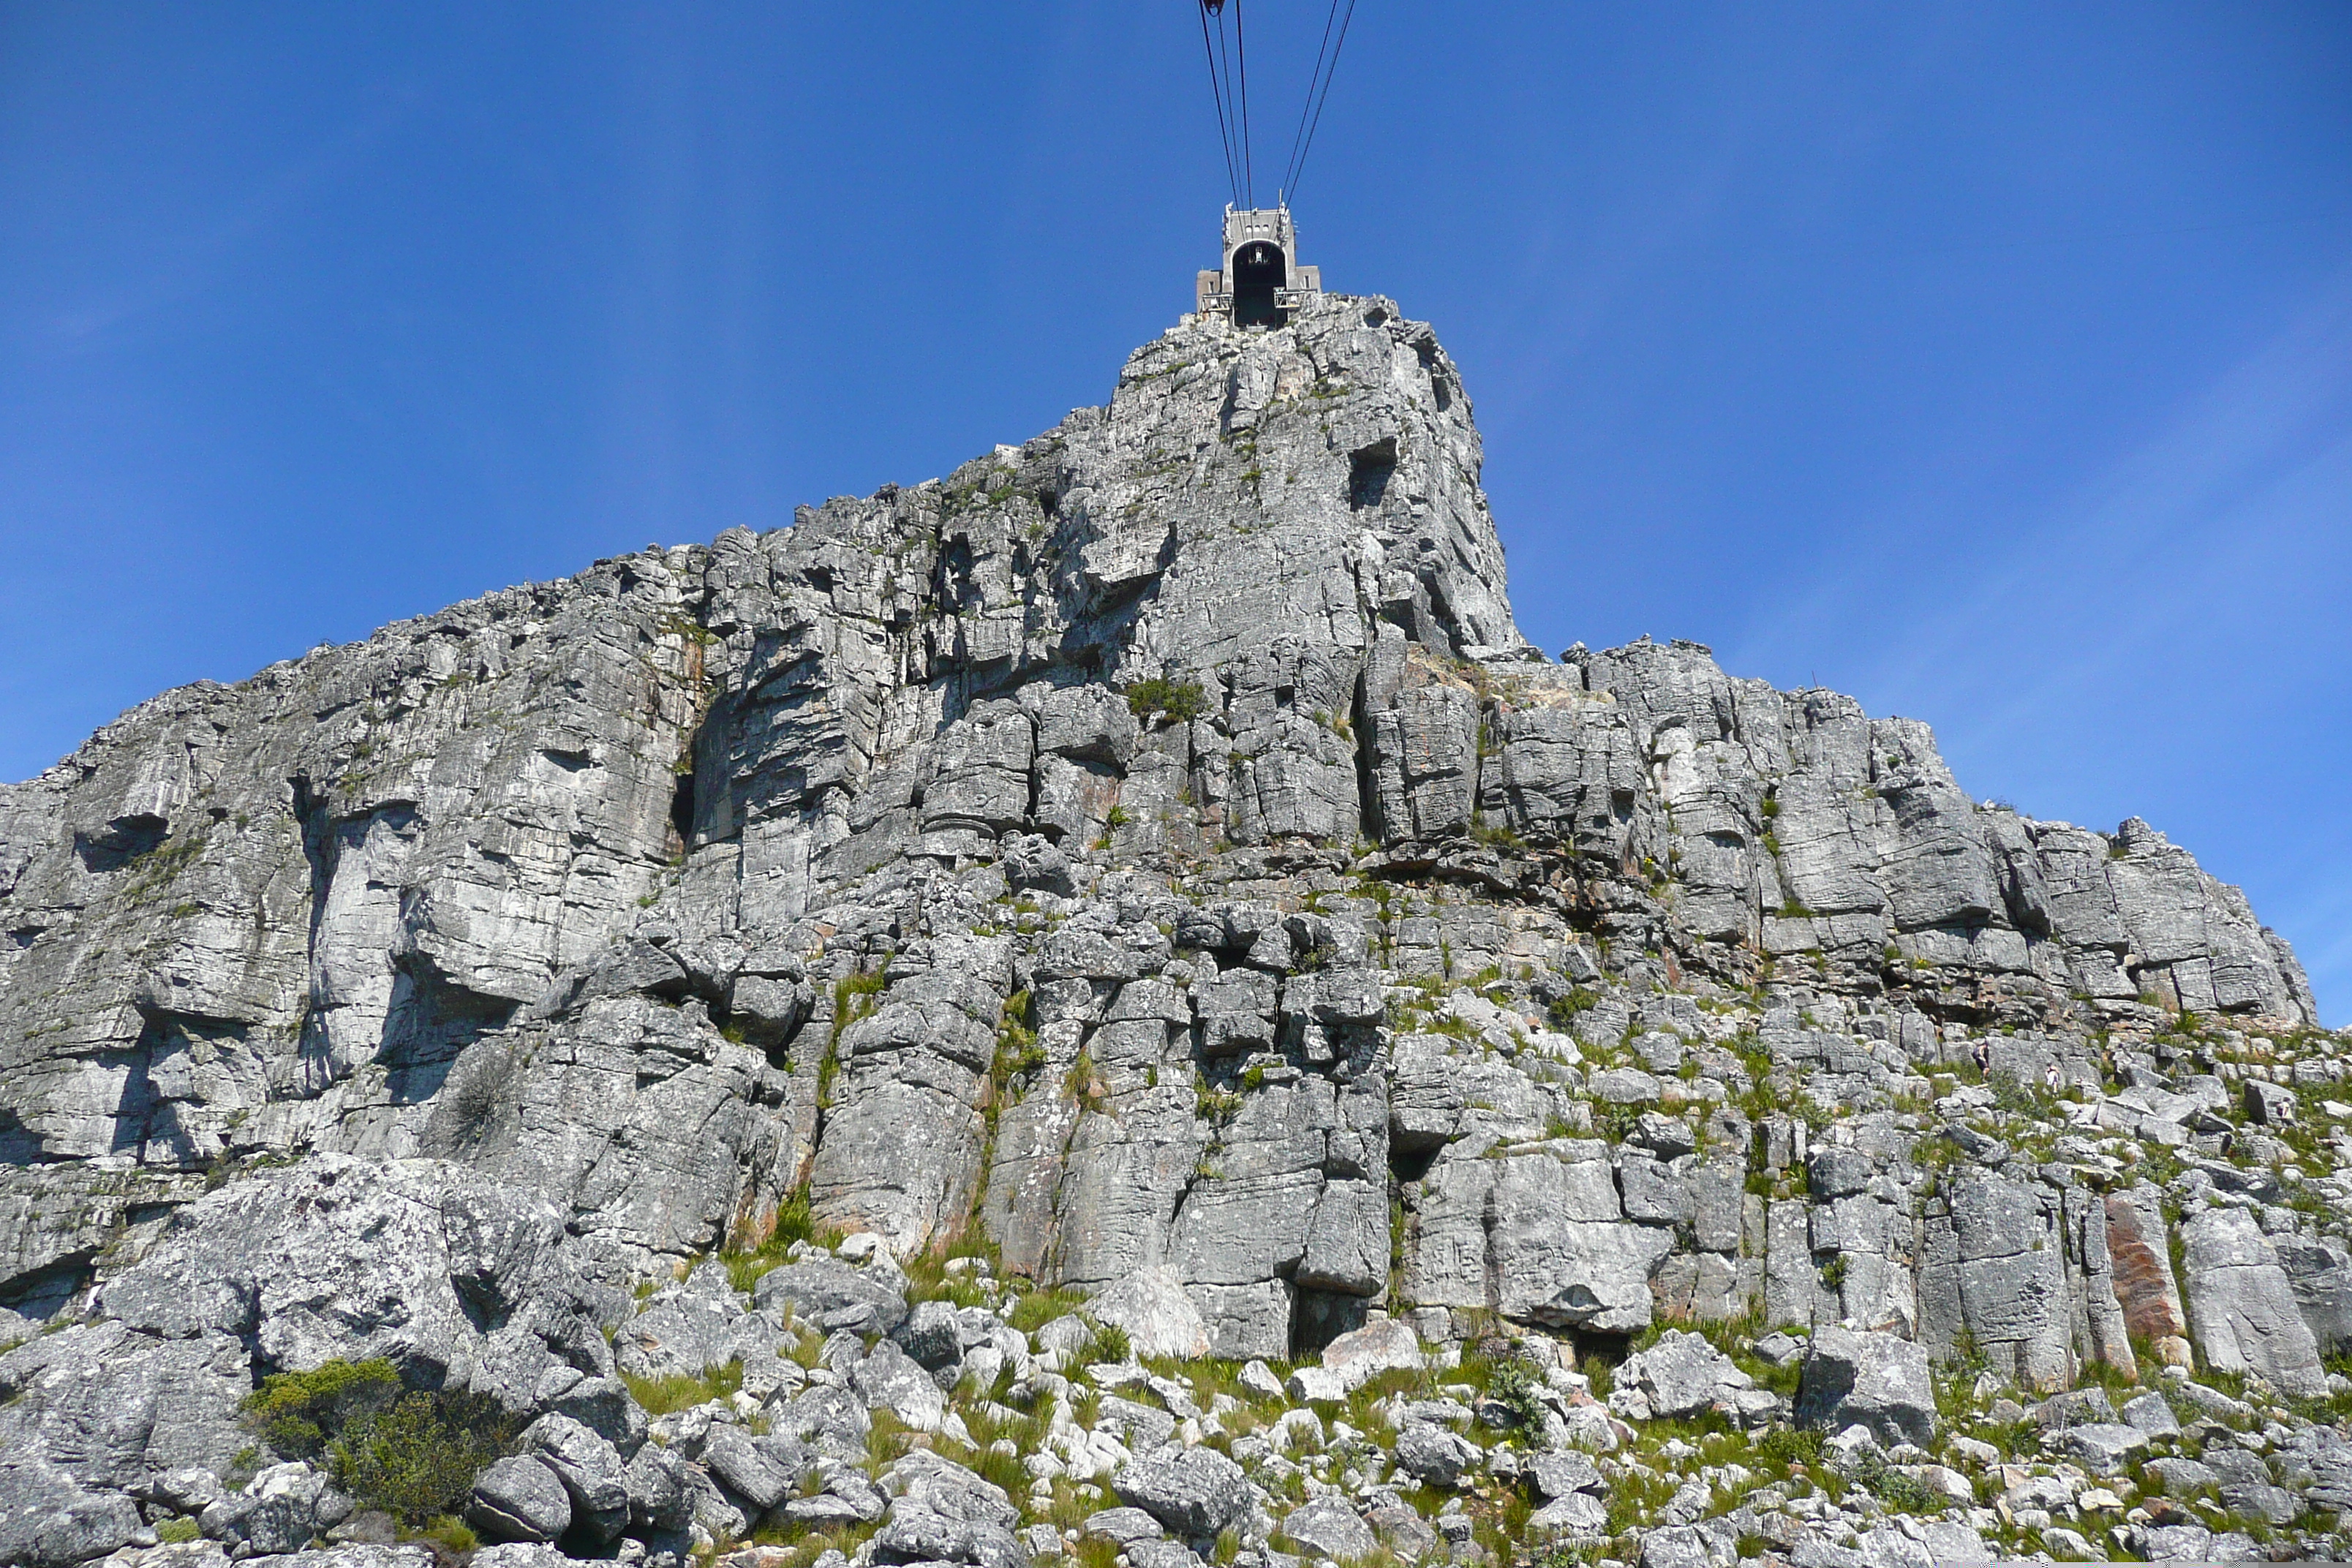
[1232,240,1288,328]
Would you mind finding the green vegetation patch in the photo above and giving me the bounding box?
[244,1357,514,1524]
[1126,677,1211,725]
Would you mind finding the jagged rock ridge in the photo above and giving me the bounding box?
[0,293,2345,1568]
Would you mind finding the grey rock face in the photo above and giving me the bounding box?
[0,1450,143,1568]
[2180,1207,2329,1398]
[0,1318,250,1494]
[0,291,2339,1564]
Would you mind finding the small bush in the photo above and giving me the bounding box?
[1480,1352,1549,1431]
[245,1359,403,1458]
[1126,678,1211,725]
[155,1518,200,1545]
[1082,1322,1133,1365]
[334,1390,512,1523]
[1754,1425,1824,1472]
[244,1358,514,1526]
[1545,989,1599,1030]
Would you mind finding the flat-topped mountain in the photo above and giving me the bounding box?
[1,295,2342,1568]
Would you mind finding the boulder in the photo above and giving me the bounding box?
[1526,1451,1607,1500]
[2244,1079,2296,1126]
[519,1412,630,1542]
[1796,1324,1936,1447]
[852,1338,949,1431]
[2121,1391,2181,1438]
[1394,1422,1482,1488]
[752,1257,911,1337]
[1368,1500,1439,1559]
[766,1382,872,1460]
[1088,1265,1211,1360]
[701,1425,807,1512]
[614,1284,775,1382]
[198,1461,342,1557]
[623,1441,695,1533]
[1082,1507,1167,1545]
[1279,1496,1376,1560]
[1615,1328,1752,1417]
[1284,1364,1352,1403]
[1128,1542,1207,1568]
[1112,1447,1250,1537]
[874,1452,1025,1568]
[1319,1316,1424,1389]
[2056,1422,2151,1475]
[1528,1492,1610,1537]
[466,1455,574,1545]
[894,1300,967,1373]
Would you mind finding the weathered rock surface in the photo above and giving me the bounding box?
[1797,1325,1937,1448]
[0,289,2343,1564]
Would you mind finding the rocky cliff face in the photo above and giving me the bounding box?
[2,295,2346,1568]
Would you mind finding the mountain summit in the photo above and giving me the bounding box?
[1,298,2342,1568]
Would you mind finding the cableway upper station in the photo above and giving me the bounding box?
[1196,206,1322,328]
[1188,0,1351,329]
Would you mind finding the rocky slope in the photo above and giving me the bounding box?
[1,292,2346,1568]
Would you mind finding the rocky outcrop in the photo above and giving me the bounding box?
[0,291,2344,1567]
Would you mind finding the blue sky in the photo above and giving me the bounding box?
[2,4,2347,1021]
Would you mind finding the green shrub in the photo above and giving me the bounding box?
[1083,1322,1133,1365]
[244,1358,514,1525]
[1126,678,1210,725]
[1545,989,1599,1030]
[1480,1352,1549,1431]
[1753,1425,1824,1472]
[333,1390,511,1523]
[155,1518,201,1545]
[244,1358,403,1458]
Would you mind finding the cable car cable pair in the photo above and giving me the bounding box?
[1197,0,1359,211]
